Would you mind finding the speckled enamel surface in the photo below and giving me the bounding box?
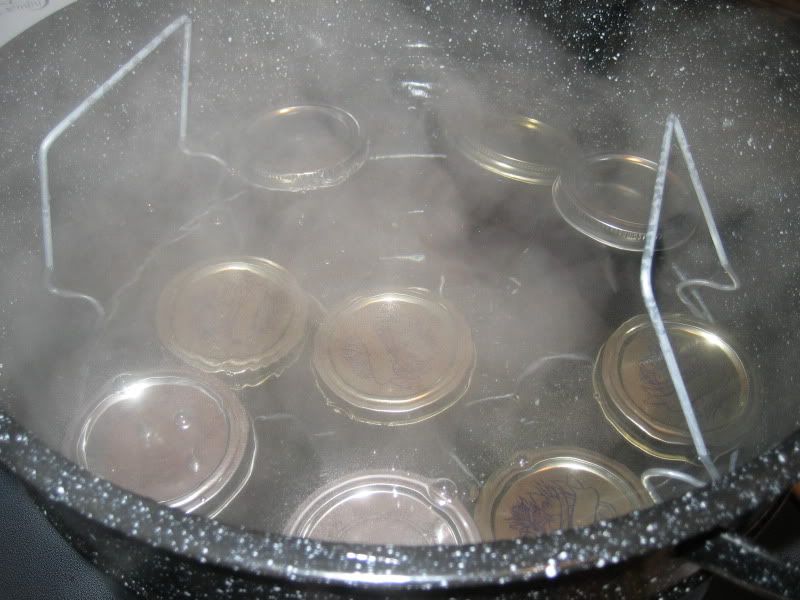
[1,1,799,598]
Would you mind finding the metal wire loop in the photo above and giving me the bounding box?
[641,467,707,503]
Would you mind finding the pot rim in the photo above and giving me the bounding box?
[0,407,797,590]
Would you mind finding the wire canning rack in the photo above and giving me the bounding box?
[36,15,753,529]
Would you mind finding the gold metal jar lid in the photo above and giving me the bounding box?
[238,105,368,192]
[284,471,481,545]
[552,154,697,251]
[447,112,578,186]
[63,371,255,517]
[157,257,310,388]
[594,314,754,462]
[474,448,650,541]
[311,288,475,426]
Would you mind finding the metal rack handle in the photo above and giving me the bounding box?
[38,15,193,324]
[671,118,741,322]
[641,114,742,482]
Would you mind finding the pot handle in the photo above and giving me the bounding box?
[683,531,800,599]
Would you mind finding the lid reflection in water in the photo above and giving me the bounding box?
[67,372,252,514]
[284,472,481,545]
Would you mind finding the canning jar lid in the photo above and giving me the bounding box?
[63,371,254,516]
[311,288,476,426]
[238,104,369,192]
[446,112,578,186]
[553,153,697,251]
[284,471,481,545]
[157,257,310,388]
[474,447,650,541]
[594,314,754,462]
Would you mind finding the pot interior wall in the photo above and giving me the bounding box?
[1,0,799,544]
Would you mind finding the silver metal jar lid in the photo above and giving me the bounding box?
[446,112,578,186]
[64,371,254,517]
[594,314,754,462]
[238,105,368,192]
[311,288,476,426]
[284,471,481,545]
[157,257,310,388]
[552,153,697,251]
[474,448,650,541]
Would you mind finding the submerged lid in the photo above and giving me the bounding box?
[284,471,481,545]
[447,113,578,185]
[238,104,368,191]
[553,153,696,251]
[594,314,753,461]
[474,448,650,541]
[65,372,253,515]
[157,257,310,388]
[311,288,475,426]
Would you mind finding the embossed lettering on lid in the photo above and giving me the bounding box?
[474,448,650,541]
[594,314,754,462]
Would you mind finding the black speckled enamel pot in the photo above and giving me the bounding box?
[2,414,799,598]
[2,1,800,598]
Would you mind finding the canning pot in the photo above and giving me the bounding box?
[1,1,800,599]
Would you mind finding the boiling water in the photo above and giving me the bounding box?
[4,0,799,546]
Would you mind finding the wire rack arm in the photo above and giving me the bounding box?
[671,118,741,320]
[38,15,192,323]
[641,114,743,483]
[641,467,706,503]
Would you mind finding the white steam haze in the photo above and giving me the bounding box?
[0,0,798,540]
